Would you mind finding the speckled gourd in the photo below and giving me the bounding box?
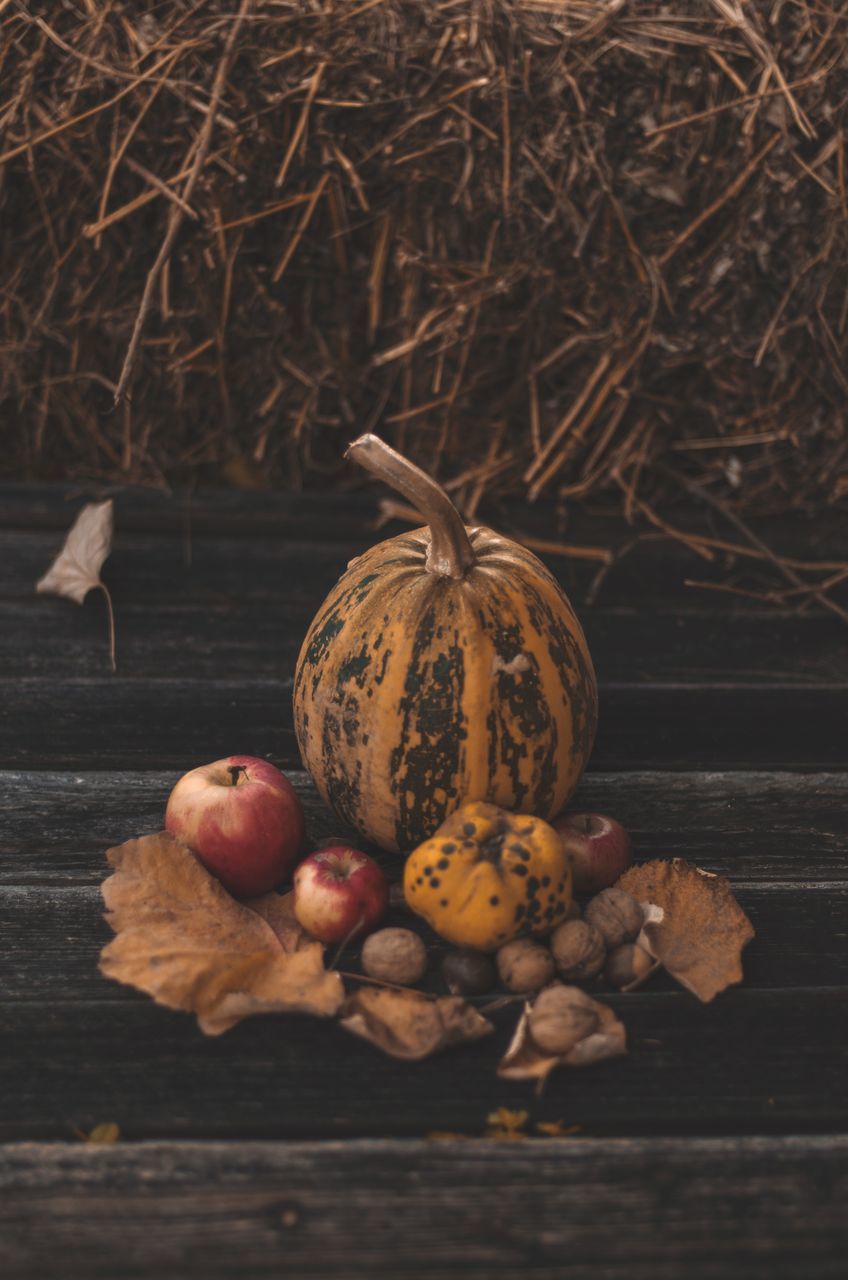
[404,801,574,951]
[293,434,598,853]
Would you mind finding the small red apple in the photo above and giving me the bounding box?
[165,755,304,898]
[553,812,633,895]
[293,845,388,944]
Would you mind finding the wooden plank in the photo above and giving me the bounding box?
[2,599,844,684]
[2,1136,846,1280]
[10,524,848,615]
[2,991,846,1140]
[0,484,382,541]
[1,530,356,605]
[3,769,846,885]
[4,482,846,562]
[1,879,845,1000]
[1,678,846,770]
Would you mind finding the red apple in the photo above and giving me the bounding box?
[165,755,304,898]
[293,845,388,944]
[553,812,633,895]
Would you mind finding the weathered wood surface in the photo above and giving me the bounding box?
[2,678,846,770]
[3,989,847,1141]
[7,879,846,1000]
[5,598,846,684]
[2,761,846,1142]
[3,769,846,885]
[2,1137,847,1280]
[2,484,846,1273]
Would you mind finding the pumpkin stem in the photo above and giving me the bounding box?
[346,434,476,579]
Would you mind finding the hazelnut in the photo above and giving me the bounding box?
[528,984,600,1055]
[550,919,606,981]
[584,888,643,949]
[605,942,656,990]
[361,928,427,986]
[496,938,556,993]
[441,949,496,996]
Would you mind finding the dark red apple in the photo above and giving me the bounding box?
[165,755,304,898]
[553,812,633,894]
[293,845,388,944]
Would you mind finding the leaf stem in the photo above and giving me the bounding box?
[99,583,117,674]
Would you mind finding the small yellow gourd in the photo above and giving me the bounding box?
[403,801,573,951]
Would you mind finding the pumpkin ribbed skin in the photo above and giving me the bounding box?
[293,524,597,853]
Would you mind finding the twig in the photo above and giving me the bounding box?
[666,467,848,626]
[0,48,183,168]
[658,133,780,265]
[113,0,252,405]
[124,156,198,220]
[644,69,828,138]
[274,61,326,189]
[271,173,330,283]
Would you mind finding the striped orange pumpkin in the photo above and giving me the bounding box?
[293,435,597,853]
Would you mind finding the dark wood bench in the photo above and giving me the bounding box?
[2,485,846,1278]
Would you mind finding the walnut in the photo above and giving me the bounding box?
[496,938,555,993]
[442,949,497,996]
[549,919,606,981]
[605,942,656,990]
[584,888,643,949]
[361,928,427,986]
[528,984,600,1055]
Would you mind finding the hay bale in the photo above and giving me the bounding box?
[1,0,846,519]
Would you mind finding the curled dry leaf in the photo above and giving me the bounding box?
[99,832,344,1034]
[36,499,117,671]
[339,986,493,1061]
[617,858,755,1002]
[80,1122,120,1145]
[497,997,626,1089]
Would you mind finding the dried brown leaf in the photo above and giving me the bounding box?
[36,500,117,671]
[80,1122,120,1144]
[37,500,113,603]
[99,832,344,1034]
[339,986,493,1060]
[618,858,754,1002]
[497,999,626,1087]
[486,1107,529,1131]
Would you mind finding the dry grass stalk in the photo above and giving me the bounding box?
[0,1,846,614]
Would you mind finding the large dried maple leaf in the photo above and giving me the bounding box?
[618,858,755,1002]
[100,832,343,1034]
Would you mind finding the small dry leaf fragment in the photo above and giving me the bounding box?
[617,858,755,1002]
[99,832,344,1034]
[484,1107,530,1141]
[487,1108,529,1132]
[81,1122,120,1144]
[339,986,493,1060]
[535,1121,582,1137]
[36,500,117,671]
[498,994,626,1088]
